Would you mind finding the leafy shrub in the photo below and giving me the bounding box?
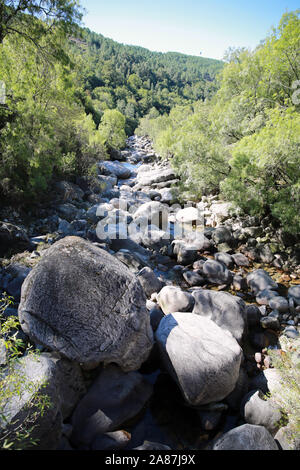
[0,294,51,450]
[221,109,300,233]
[98,109,127,151]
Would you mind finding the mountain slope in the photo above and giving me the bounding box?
[70,28,224,132]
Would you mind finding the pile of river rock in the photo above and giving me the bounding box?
[0,135,299,450]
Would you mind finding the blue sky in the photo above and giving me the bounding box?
[80,1,299,60]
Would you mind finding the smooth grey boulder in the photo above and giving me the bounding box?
[283,326,299,338]
[256,289,280,305]
[232,274,247,291]
[95,202,114,220]
[258,244,274,264]
[56,203,78,222]
[4,263,31,302]
[71,364,153,447]
[288,286,300,306]
[47,353,87,420]
[0,353,62,450]
[214,252,234,269]
[139,227,172,251]
[232,253,249,267]
[260,316,280,330]
[186,233,211,252]
[209,202,233,224]
[192,290,247,343]
[18,236,153,371]
[173,235,211,264]
[155,312,242,406]
[97,175,117,195]
[132,201,169,231]
[136,267,164,298]
[157,286,195,315]
[247,269,278,295]
[136,168,176,187]
[109,237,150,262]
[98,160,132,179]
[240,390,283,435]
[57,219,73,236]
[0,221,34,257]
[0,352,85,450]
[213,424,278,450]
[193,259,207,271]
[269,296,289,312]
[175,207,203,224]
[202,259,233,285]
[86,204,102,224]
[159,187,178,204]
[183,270,206,287]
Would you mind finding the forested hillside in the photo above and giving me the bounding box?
[72,28,223,131]
[137,11,300,234]
[0,4,223,205]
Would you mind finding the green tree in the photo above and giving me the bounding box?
[137,10,300,231]
[98,108,126,150]
[221,108,300,233]
[0,0,82,45]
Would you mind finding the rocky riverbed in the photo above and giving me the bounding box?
[0,135,299,450]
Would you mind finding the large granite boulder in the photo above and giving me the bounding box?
[209,202,233,224]
[136,167,176,187]
[18,237,153,371]
[98,160,132,179]
[246,269,278,295]
[0,352,85,450]
[71,364,153,448]
[155,312,242,406]
[240,390,283,435]
[175,207,203,224]
[2,263,31,302]
[203,259,233,286]
[288,285,300,306]
[157,286,195,315]
[211,226,233,246]
[213,424,278,450]
[136,267,164,298]
[132,201,169,231]
[192,290,247,343]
